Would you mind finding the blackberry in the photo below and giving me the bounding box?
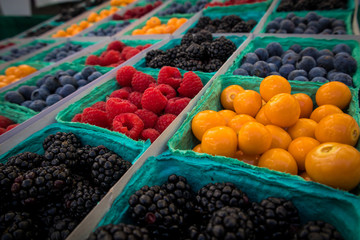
[203,25,217,33]
[181,33,194,47]
[217,22,232,32]
[87,223,151,240]
[294,220,344,240]
[11,166,73,206]
[215,29,228,33]
[247,197,300,240]
[6,152,44,170]
[48,217,79,240]
[186,43,206,59]
[0,165,21,205]
[185,224,208,240]
[76,145,109,172]
[91,151,132,191]
[181,59,205,71]
[204,59,223,72]
[193,30,213,44]
[195,16,211,29]
[43,132,81,151]
[195,182,250,220]
[206,206,256,240]
[188,27,201,34]
[145,49,166,63]
[0,211,38,239]
[43,141,79,169]
[207,37,236,61]
[37,201,67,231]
[232,22,250,33]
[210,19,222,27]
[166,46,186,59]
[221,15,243,28]
[247,19,257,29]
[148,54,171,69]
[64,180,105,220]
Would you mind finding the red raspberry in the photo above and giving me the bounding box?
[141,87,168,114]
[149,83,157,88]
[0,115,14,128]
[71,113,83,122]
[140,128,160,143]
[121,46,134,59]
[116,66,137,87]
[121,87,133,93]
[177,71,203,98]
[135,109,158,128]
[155,114,176,133]
[100,50,122,66]
[125,48,141,60]
[154,1,162,7]
[113,13,123,20]
[107,41,126,52]
[113,113,144,140]
[106,98,138,121]
[0,128,6,135]
[142,44,152,49]
[91,101,106,111]
[131,71,155,93]
[85,55,101,65]
[165,97,191,115]
[128,91,142,109]
[136,45,144,51]
[157,66,182,90]
[82,108,110,129]
[110,89,130,100]
[6,124,19,131]
[156,84,177,99]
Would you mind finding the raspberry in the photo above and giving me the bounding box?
[177,71,203,98]
[156,84,177,99]
[113,13,123,20]
[155,114,177,133]
[136,46,144,51]
[121,87,133,93]
[110,89,130,100]
[157,66,182,89]
[135,109,158,129]
[106,98,138,121]
[131,71,155,93]
[85,55,101,65]
[128,91,142,109]
[0,115,14,128]
[0,128,6,135]
[142,44,152,49]
[71,113,83,122]
[100,50,122,66]
[113,113,144,140]
[91,101,106,111]
[125,48,141,60]
[140,128,160,143]
[165,97,191,115]
[141,87,168,114]
[121,46,134,59]
[6,124,19,131]
[82,107,110,129]
[107,41,126,52]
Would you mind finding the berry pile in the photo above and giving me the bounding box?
[0,131,132,240]
[55,6,87,22]
[0,65,37,88]
[158,0,208,16]
[0,42,15,50]
[71,66,203,142]
[85,41,151,67]
[266,12,347,34]
[0,116,18,135]
[205,0,265,7]
[86,21,131,36]
[113,2,162,20]
[88,174,344,240]
[145,30,237,72]
[188,15,257,34]
[132,17,187,35]
[0,42,48,62]
[4,67,103,112]
[233,42,357,86]
[277,0,348,11]
[44,42,83,62]
[24,25,55,38]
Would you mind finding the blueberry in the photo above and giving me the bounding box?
[333,29,346,35]
[318,49,333,57]
[307,21,320,31]
[21,100,32,108]
[331,73,353,87]
[233,68,248,76]
[334,54,357,75]
[266,56,282,68]
[55,70,68,79]
[266,21,279,32]
[46,94,63,106]
[317,55,334,71]
[66,69,76,76]
[274,17,283,23]
[59,84,76,97]
[266,42,283,57]
[81,66,96,79]
[289,44,302,54]
[282,52,299,65]
[279,19,295,33]
[87,71,102,82]
[44,76,61,92]
[5,91,25,105]
[268,63,278,72]
[332,44,352,55]
[29,100,47,112]
[276,29,287,34]
[297,23,307,30]
[305,12,318,22]
[279,64,295,78]
[77,80,88,87]
[291,16,301,25]
[294,28,304,34]
[242,53,259,64]
[286,13,296,19]
[36,77,47,87]
[251,61,270,78]
[311,77,329,83]
[318,17,331,30]
[288,70,307,80]
[18,86,37,100]
[294,76,309,81]
[268,29,277,33]
[300,47,319,59]
[309,67,327,80]
[240,63,254,73]
[296,56,316,72]
[327,70,339,81]
[31,88,50,101]
[254,48,269,61]
[73,72,83,81]
[332,20,346,28]
[320,29,332,34]
[59,75,78,87]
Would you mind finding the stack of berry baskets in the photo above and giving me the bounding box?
[0,123,148,240]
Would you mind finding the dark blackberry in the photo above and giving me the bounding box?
[43,141,79,169]
[43,132,81,151]
[247,197,300,240]
[11,166,73,206]
[188,27,201,34]
[215,29,228,33]
[195,16,211,29]
[210,19,222,27]
[206,206,256,240]
[91,151,132,191]
[195,182,250,220]
[0,165,21,206]
[148,54,171,69]
[204,59,223,72]
[6,152,44,170]
[247,19,258,29]
[76,145,109,172]
[221,15,243,28]
[0,211,38,239]
[217,22,231,32]
[181,33,194,47]
[193,30,213,44]
[184,224,208,240]
[231,22,250,33]
[87,223,151,240]
[294,220,344,240]
[186,43,206,59]
[182,59,205,71]
[166,46,186,60]
[173,57,190,69]
[48,217,79,240]
[207,37,236,61]
[294,1,311,10]
[37,201,67,232]
[64,180,105,220]
[203,25,217,33]
[145,49,166,64]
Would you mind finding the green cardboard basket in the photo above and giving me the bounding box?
[83,19,135,36]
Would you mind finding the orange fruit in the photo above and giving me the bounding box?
[132,29,145,35]
[164,25,176,33]
[220,85,244,110]
[258,148,298,175]
[0,82,7,88]
[315,113,359,146]
[100,9,110,17]
[18,65,36,75]
[88,12,98,22]
[201,126,237,158]
[146,17,161,28]
[5,67,17,76]
[315,81,351,110]
[79,21,89,29]
[192,144,202,153]
[238,122,272,155]
[265,125,292,150]
[233,90,262,117]
[218,110,236,125]
[309,105,343,123]
[175,18,187,28]
[13,68,24,78]
[228,114,256,134]
[305,142,360,190]
[264,93,300,128]
[0,75,5,81]
[234,150,259,166]
[259,75,291,102]
[293,93,313,118]
[288,137,320,171]
[300,172,312,181]
[167,18,178,26]
[191,110,226,141]
[287,118,317,139]
[145,28,158,35]
[255,106,271,125]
